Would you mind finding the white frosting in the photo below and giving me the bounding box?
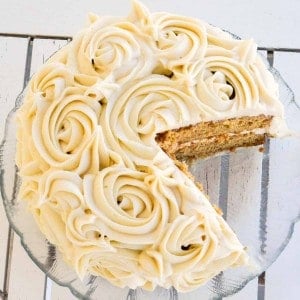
[16,0,286,292]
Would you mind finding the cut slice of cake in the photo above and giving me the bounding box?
[155,23,286,161]
[156,115,272,160]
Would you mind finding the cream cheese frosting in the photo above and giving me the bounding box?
[16,0,286,292]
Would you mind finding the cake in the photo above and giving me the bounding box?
[15,0,286,292]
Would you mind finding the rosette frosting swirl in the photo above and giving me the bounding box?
[32,87,101,174]
[186,41,260,119]
[152,12,207,69]
[16,0,286,293]
[83,165,171,247]
[32,170,114,262]
[68,18,157,85]
[74,247,146,288]
[159,214,244,291]
[29,62,75,102]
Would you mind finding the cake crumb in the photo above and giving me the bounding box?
[213,205,223,216]
[195,182,204,191]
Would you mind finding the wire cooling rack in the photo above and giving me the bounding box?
[0,32,299,300]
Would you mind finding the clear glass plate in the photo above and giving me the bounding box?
[1,52,299,299]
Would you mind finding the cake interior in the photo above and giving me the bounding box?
[156,115,272,161]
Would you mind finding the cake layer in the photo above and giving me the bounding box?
[156,115,271,159]
[173,132,265,160]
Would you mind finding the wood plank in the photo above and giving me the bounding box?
[51,283,130,300]
[0,0,300,48]
[266,223,300,300]
[0,36,28,294]
[50,284,77,300]
[179,269,258,300]
[227,279,258,300]
[8,38,68,300]
[225,49,267,300]
[265,51,300,300]
[29,39,68,75]
[225,148,262,298]
[189,156,221,206]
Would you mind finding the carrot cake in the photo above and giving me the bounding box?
[15,0,286,292]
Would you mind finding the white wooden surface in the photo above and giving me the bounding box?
[0,1,299,299]
[265,52,300,300]
[0,37,28,290]
[0,0,300,48]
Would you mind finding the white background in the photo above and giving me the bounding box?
[0,0,299,299]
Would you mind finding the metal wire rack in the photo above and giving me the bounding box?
[0,32,298,300]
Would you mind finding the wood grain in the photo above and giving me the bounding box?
[265,52,300,300]
[0,36,28,294]
[0,0,300,48]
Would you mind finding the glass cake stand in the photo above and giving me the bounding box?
[1,51,299,299]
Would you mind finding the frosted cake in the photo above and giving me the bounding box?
[16,0,286,292]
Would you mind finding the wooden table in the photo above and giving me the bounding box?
[0,1,299,299]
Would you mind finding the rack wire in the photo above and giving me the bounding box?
[0,32,296,300]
